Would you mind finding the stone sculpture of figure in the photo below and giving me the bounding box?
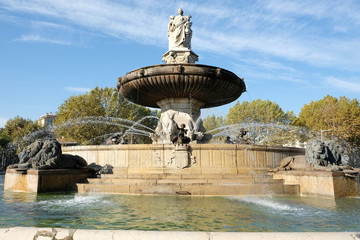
[168,8,192,50]
[305,139,346,169]
[236,128,249,144]
[160,111,177,137]
[172,123,190,145]
[224,136,233,144]
[9,139,87,170]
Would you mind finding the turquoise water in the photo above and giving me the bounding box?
[1,175,360,232]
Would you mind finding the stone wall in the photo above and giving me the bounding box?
[62,144,304,174]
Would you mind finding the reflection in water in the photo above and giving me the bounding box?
[1,175,360,232]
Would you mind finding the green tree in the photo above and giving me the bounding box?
[299,95,360,146]
[203,114,224,132]
[54,87,158,144]
[226,99,298,125]
[0,129,11,151]
[4,116,39,144]
[3,116,40,152]
[202,114,226,142]
[224,99,306,146]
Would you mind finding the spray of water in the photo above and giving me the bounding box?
[23,116,159,145]
[22,113,315,147]
[206,122,315,145]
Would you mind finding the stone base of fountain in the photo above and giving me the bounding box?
[273,170,360,198]
[4,168,93,193]
[62,144,304,196]
[76,169,300,196]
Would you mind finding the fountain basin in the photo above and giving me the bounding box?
[117,64,246,108]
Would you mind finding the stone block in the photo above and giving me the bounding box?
[130,184,181,195]
[209,232,358,240]
[273,170,360,198]
[283,184,300,195]
[0,227,52,240]
[73,229,114,240]
[112,230,209,240]
[4,169,92,193]
[54,228,75,239]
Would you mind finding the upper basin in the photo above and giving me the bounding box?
[117,64,246,108]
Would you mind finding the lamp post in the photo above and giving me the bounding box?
[320,129,332,142]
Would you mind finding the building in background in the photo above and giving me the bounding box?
[37,113,57,127]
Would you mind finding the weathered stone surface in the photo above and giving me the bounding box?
[9,139,87,170]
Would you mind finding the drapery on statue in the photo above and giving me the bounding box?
[168,8,192,50]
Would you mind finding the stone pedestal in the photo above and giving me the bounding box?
[162,50,198,64]
[273,170,360,198]
[4,168,93,193]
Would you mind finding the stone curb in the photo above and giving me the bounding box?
[0,228,359,240]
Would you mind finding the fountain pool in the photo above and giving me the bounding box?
[1,175,360,232]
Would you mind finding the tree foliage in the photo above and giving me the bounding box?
[0,129,11,151]
[226,99,298,125]
[1,116,40,153]
[299,95,360,146]
[3,116,39,145]
[202,114,227,142]
[203,114,224,132]
[54,87,158,144]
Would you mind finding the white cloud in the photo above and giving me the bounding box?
[0,117,8,128]
[15,34,71,45]
[64,87,91,93]
[2,0,360,70]
[325,77,360,93]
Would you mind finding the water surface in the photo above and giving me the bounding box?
[1,175,360,231]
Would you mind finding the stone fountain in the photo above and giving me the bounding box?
[60,9,305,196]
[6,9,330,197]
[117,8,246,145]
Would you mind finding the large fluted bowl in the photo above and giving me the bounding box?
[117,64,246,108]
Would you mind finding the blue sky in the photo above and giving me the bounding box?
[1,0,360,128]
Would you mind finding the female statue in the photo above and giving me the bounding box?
[168,8,192,50]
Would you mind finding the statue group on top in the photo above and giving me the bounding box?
[168,8,192,50]
[163,8,198,64]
